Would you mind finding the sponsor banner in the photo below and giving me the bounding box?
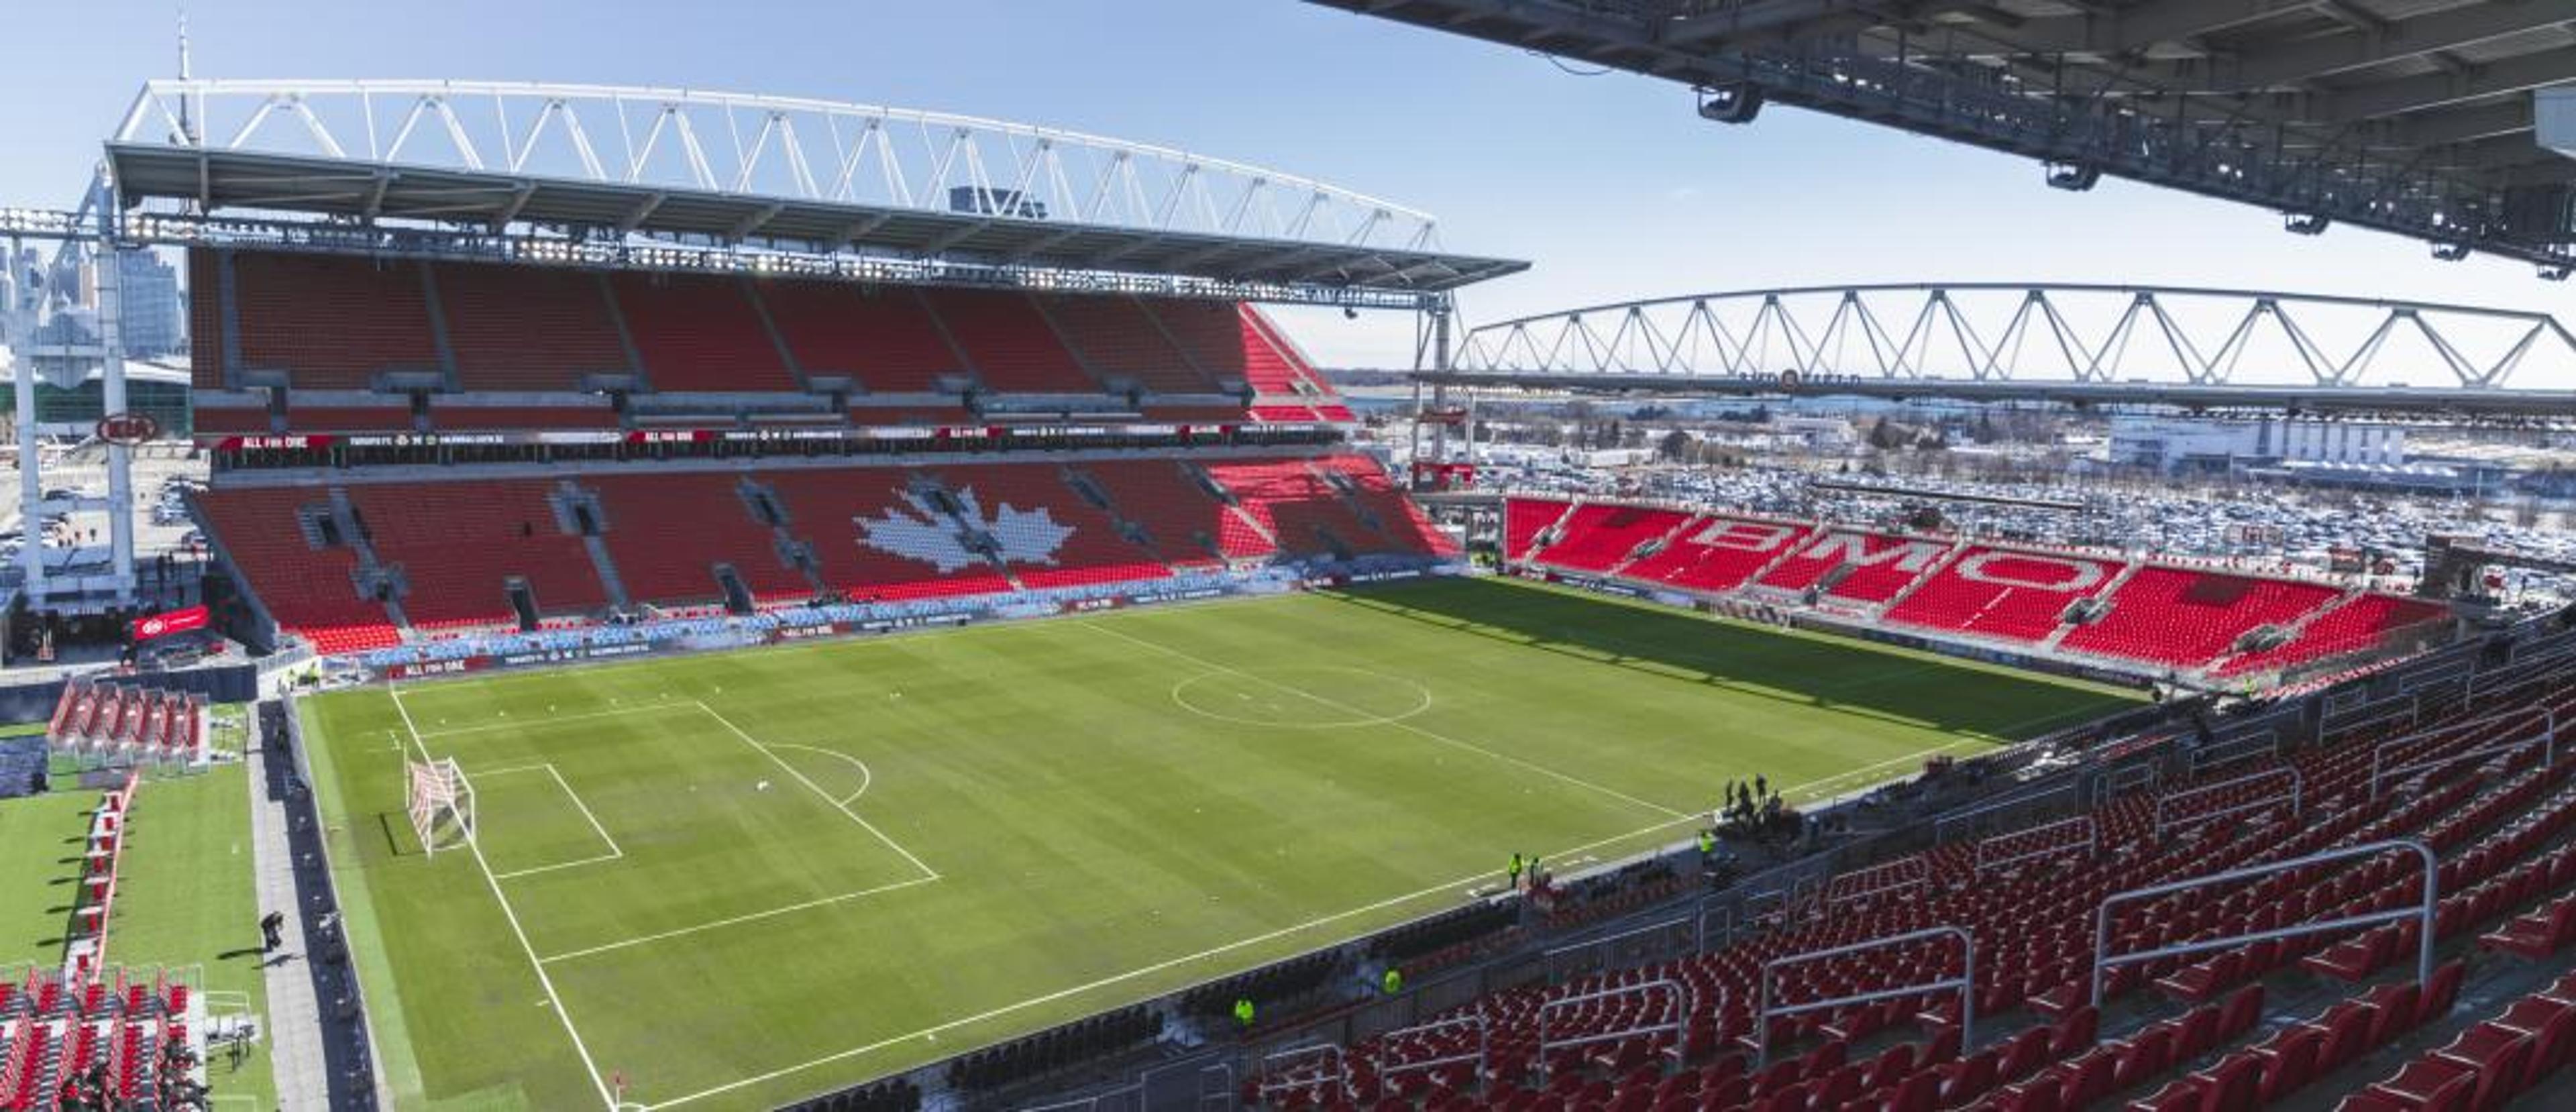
[767,622,844,643]
[343,432,508,448]
[218,435,336,451]
[718,428,848,443]
[1126,588,1224,606]
[629,429,715,445]
[1552,574,1643,599]
[96,412,162,445]
[1340,569,1426,585]
[386,657,491,680]
[213,422,1297,451]
[496,641,656,669]
[131,604,211,642]
[1069,596,1125,614]
[859,613,974,634]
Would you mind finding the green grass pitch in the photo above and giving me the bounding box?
[297,577,2137,1110]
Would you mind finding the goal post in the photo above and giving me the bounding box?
[406,758,476,858]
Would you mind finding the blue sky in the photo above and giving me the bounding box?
[7,0,2572,371]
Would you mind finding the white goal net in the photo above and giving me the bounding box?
[406,758,476,858]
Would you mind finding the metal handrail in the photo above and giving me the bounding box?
[2090,838,2436,1007]
[1823,858,1929,909]
[1537,978,1690,1070]
[1756,926,1974,1066]
[1975,815,2097,876]
[1695,893,1735,952]
[2369,710,2558,799]
[1931,778,2079,844]
[1542,913,1694,983]
[1373,1015,1490,1085]
[1254,1044,1346,1101]
[2322,698,2420,744]
[2153,765,2302,839]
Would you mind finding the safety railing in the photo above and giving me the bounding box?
[1822,857,1929,911]
[1974,815,2096,877]
[2096,761,2161,803]
[1253,1044,1346,1104]
[1542,914,1695,985]
[1754,926,1975,1067]
[2152,765,2301,840]
[1695,893,1735,953]
[2322,696,2420,744]
[1931,778,2080,845]
[1537,978,1690,1078]
[1373,1014,1491,1089]
[2187,729,2280,776]
[2369,707,2559,800]
[2090,838,2435,1007]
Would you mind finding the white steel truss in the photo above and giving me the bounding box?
[113,79,1442,252]
[1454,284,2576,392]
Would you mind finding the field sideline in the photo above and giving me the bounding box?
[297,576,2138,1110]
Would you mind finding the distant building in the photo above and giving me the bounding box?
[2108,415,2405,472]
[116,252,186,357]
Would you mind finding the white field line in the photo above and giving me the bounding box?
[474,763,627,881]
[537,875,941,964]
[692,702,938,881]
[760,742,873,806]
[639,805,1713,1111]
[388,685,618,1111]
[1084,621,1688,820]
[413,702,692,739]
[493,853,625,882]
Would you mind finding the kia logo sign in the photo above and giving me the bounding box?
[96,412,161,445]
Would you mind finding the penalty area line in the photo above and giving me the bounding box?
[536,874,941,964]
[412,702,696,739]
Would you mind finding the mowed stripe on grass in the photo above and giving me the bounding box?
[299,577,2137,1110]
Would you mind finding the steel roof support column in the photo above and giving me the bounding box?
[5,233,39,608]
[96,168,136,606]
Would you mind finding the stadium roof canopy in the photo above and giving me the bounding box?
[1302,0,2576,271]
[104,80,1525,301]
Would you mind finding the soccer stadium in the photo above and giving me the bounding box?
[5,3,2576,1111]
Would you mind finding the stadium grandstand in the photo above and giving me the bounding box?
[1,9,2575,1112]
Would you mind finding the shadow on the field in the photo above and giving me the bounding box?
[1317,577,2131,738]
[374,812,413,859]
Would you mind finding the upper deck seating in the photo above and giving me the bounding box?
[757,281,965,396]
[230,252,439,390]
[435,261,632,391]
[610,273,800,392]
[921,289,1100,394]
